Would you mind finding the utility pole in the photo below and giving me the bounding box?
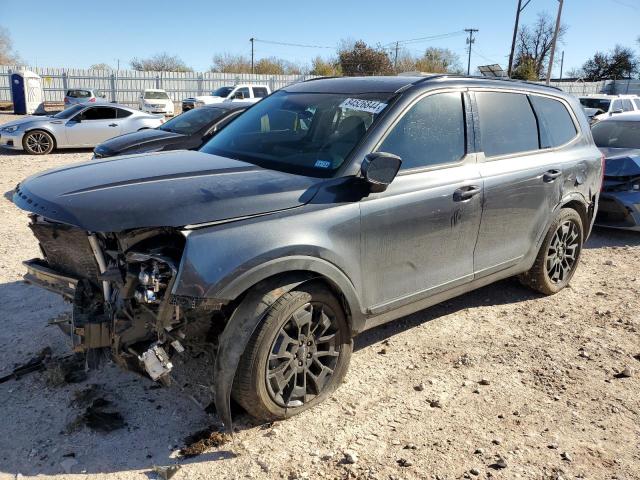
[465,29,478,75]
[546,0,564,85]
[394,41,399,71]
[559,50,564,80]
[250,37,255,74]
[507,0,532,77]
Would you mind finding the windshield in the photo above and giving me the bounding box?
[53,105,84,119]
[200,90,393,177]
[580,98,611,110]
[144,91,169,99]
[159,107,228,135]
[212,87,233,97]
[592,121,640,149]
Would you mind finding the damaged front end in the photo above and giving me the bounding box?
[23,215,225,385]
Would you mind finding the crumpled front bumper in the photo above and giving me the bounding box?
[595,191,640,231]
[0,130,25,150]
[23,258,79,299]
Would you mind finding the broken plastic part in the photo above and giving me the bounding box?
[139,344,173,382]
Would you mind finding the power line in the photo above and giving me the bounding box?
[253,38,333,49]
[387,30,467,47]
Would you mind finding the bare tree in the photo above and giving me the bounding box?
[210,53,252,73]
[415,48,463,74]
[310,56,341,76]
[130,53,192,72]
[0,26,21,65]
[512,12,567,80]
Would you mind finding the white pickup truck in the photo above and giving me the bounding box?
[182,84,271,111]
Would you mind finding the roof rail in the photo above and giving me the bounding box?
[407,74,563,91]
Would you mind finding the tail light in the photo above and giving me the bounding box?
[600,153,606,191]
[89,98,96,103]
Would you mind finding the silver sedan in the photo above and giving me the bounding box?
[0,104,164,155]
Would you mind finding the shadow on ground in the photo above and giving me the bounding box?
[586,226,640,249]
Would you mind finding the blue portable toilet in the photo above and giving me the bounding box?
[10,70,45,114]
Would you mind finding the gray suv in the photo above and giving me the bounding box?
[13,75,602,429]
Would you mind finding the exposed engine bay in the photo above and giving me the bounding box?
[24,215,227,385]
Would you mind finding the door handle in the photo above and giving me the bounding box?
[453,185,481,202]
[543,169,562,182]
[108,123,118,127]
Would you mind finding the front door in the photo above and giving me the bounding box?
[65,106,121,146]
[359,91,482,315]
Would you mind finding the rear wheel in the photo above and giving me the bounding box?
[519,208,583,295]
[232,283,352,421]
[23,130,55,155]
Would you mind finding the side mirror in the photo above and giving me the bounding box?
[611,109,624,115]
[361,152,402,192]
[72,116,81,123]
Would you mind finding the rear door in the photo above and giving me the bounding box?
[471,90,579,276]
[359,90,483,314]
[65,106,121,146]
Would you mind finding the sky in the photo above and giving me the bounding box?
[2,0,639,75]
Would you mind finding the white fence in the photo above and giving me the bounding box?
[2,65,639,108]
[0,66,318,106]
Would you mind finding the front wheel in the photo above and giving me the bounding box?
[232,283,352,421]
[519,208,584,295]
[23,130,55,155]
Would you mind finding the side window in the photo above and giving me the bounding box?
[80,107,117,121]
[621,99,634,112]
[252,87,269,98]
[238,87,251,99]
[475,91,539,157]
[116,108,133,118]
[634,99,640,110]
[377,92,466,170]
[529,95,577,148]
[612,99,623,112]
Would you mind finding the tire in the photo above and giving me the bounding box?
[22,130,55,155]
[519,208,584,295]
[232,282,352,421]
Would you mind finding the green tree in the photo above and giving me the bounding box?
[130,53,192,72]
[310,56,341,76]
[512,55,539,80]
[415,47,463,74]
[89,63,112,71]
[338,40,393,76]
[582,46,638,81]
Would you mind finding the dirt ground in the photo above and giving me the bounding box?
[0,112,638,480]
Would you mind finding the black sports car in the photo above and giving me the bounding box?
[93,102,251,159]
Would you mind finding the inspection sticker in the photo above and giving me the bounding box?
[339,98,387,114]
[314,160,332,169]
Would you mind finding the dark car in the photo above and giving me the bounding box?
[592,112,640,230]
[13,76,602,430]
[92,102,251,158]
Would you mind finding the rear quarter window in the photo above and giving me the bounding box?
[253,87,269,98]
[475,91,539,157]
[529,95,577,148]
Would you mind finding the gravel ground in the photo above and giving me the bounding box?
[0,112,638,480]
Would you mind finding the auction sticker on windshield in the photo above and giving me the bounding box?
[339,98,387,114]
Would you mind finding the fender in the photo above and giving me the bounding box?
[216,255,366,333]
[213,272,317,432]
[24,125,59,146]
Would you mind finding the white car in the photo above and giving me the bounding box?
[139,89,175,116]
[182,84,270,111]
[0,104,164,155]
[579,94,640,123]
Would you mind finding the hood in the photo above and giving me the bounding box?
[95,129,184,157]
[600,148,640,177]
[0,115,53,130]
[194,96,224,102]
[13,150,321,232]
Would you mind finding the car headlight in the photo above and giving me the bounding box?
[2,125,20,133]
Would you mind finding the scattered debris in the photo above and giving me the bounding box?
[478,379,491,386]
[414,383,425,392]
[429,399,443,409]
[470,468,480,476]
[397,457,413,467]
[548,443,559,450]
[153,464,181,480]
[403,443,417,450]
[343,450,358,464]
[83,398,126,432]
[378,348,387,355]
[180,426,231,458]
[45,353,87,386]
[0,347,52,384]
[614,366,633,379]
